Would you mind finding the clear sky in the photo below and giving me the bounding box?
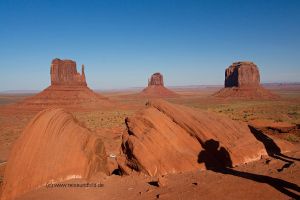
[0,0,299,91]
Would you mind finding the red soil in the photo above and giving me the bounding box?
[214,86,279,99]
[140,85,178,98]
[15,85,114,110]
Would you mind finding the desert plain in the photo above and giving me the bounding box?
[0,78,299,199]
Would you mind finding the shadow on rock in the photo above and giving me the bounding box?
[198,139,300,199]
[249,125,300,172]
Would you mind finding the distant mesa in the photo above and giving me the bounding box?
[213,61,278,99]
[50,58,87,86]
[16,58,114,109]
[224,61,260,88]
[1,108,108,200]
[148,72,164,86]
[140,72,178,97]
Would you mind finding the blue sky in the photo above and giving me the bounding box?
[0,0,299,90]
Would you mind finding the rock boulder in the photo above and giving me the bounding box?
[119,99,266,176]
[1,108,108,200]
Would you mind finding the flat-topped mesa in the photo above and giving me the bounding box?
[213,61,278,99]
[225,61,260,88]
[141,72,178,97]
[14,58,114,109]
[148,72,164,86]
[50,58,87,86]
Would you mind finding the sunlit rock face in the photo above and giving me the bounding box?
[14,58,114,109]
[213,61,278,99]
[224,61,260,88]
[1,108,108,200]
[140,72,178,98]
[50,58,87,86]
[119,99,266,176]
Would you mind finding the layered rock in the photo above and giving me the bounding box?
[16,58,114,109]
[119,99,266,176]
[249,120,300,135]
[50,59,87,86]
[1,108,108,200]
[140,72,178,97]
[224,62,260,88]
[148,72,164,86]
[214,61,278,99]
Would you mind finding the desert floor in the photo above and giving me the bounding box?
[0,85,299,200]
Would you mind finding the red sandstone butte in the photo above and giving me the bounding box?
[140,72,178,97]
[214,61,278,99]
[16,58,113,109]
[119,99,266,176]
[0,108,108,200]
[50,58,87,86]
[224,61,260,88]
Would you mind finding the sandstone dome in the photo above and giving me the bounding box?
[1,108,108,200]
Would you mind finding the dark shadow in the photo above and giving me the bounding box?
[111,168,122,176]
[249,125,300,171]
[198,139,232,169]
[148,181,159,187]
[198,139,300,199]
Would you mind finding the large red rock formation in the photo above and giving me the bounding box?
[0,108,108,200]
[140,73,178,97]
[148,72,164,86]
[224,62,260,87]
[50,59,87,86]
[119,99,266,176]
[214,62,278,99]
[16,58,114,109]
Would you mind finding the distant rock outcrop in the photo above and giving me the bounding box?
[214,62,278,99]
[50,59,87,86]
[1,108,108,200]
[148,72,164,86]
[224,62,260,88]
[140,72,178,97]
[16,58,114,109]
[118,99,266,176]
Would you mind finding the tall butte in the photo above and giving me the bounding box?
[213,61,278,99]
[17,58,114,109]
[140,72,178,97]
[50,59,87,86]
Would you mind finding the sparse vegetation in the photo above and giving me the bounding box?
[0,88,299,159]
[73,110,134,130]
[285,134,300,142]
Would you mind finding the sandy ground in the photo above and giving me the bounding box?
[16,151,300,200]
